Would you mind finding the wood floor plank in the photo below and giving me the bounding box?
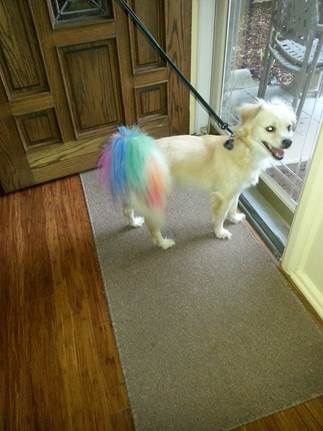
[232,397,323,431]
[304,397,323,429]
[294,402,323,431]
[271,407,314,431]
[0,176,134,431]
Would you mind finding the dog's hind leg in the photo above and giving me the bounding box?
[211,192,234,239]
[123,207,145,228]
[145,216,175,250]
[227,194,246,224]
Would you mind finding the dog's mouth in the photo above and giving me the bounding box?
[262,141,284,160]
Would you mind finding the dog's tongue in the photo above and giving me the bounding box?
[271,147,284,160]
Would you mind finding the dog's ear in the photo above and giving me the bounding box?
[238,102,263,124]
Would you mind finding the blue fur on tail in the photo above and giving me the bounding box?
[97,126,169,209]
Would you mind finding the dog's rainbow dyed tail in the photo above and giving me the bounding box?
[97,126,169,209]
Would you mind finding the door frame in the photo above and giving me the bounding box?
[282,122,323,319]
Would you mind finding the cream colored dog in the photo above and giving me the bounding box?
[101,99,295,249]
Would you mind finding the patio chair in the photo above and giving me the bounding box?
[257,0,323,119]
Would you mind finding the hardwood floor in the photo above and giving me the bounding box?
[0,176,134,431]
[232,397,323,431]
[0,175,322,430]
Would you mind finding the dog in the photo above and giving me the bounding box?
[98,99,295,249]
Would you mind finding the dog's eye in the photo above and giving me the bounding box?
[265,126,275,132]
[287,125,292,132]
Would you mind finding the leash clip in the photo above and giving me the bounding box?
[220,122,229,130]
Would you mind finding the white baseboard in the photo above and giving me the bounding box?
[290,271,323,320]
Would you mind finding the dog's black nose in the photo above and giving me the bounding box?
[282,138,292,149]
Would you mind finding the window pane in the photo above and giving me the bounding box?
[50,0,113,24]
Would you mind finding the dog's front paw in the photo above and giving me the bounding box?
[214,228,232,240]
[129,216,144,227]
[228,212,246,224]
[157,238,175,250]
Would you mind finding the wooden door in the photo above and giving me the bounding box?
[0,0,191,193]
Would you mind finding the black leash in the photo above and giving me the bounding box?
[114,0,233,135]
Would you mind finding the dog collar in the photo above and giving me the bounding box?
[224,138,234,150]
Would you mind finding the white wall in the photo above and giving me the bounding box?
[193,0,216,134]
[304,216,323,290]
[282,123,323,319]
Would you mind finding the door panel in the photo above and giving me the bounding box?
[134,81,168,123]
[0,0,191,193]
[0,0,49,100]
[15,108,62,150]
[129,0,166,73]
[0,80,34,191]
[57,38,124,138]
